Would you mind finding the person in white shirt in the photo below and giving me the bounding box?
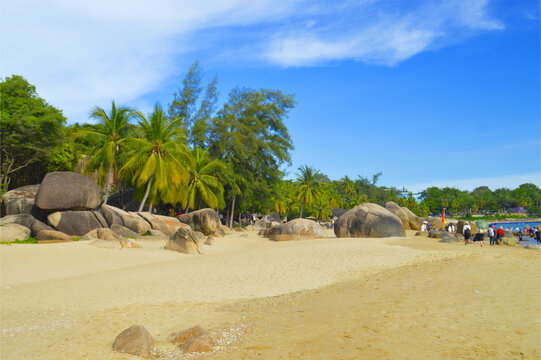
[421,222,427,232]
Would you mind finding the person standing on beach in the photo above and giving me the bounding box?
[488,225,495,246]
[536,229,540,245]
[496,226,504,246]
[463,222,471,245]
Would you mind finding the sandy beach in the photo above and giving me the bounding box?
[1,229,539,359]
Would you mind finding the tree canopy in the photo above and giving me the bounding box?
[0,75,76,190]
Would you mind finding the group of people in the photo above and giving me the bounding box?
[464,222,541,247]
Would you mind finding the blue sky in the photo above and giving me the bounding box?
[2,0,539,191]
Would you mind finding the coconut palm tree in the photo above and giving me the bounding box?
[296,165,323,218]
[184,147,226,211]
[79,101,133,203]
[120,104,189,212]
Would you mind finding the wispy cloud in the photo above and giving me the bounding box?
[1,0,504,122]
[264,0,504,66]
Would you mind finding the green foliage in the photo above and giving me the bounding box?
[208,87,295,214]
[296,165,324,218]
[0,75,68,191]
[420,183,540,216]
[77,101,134,201]
[184,147,226,210]
[120,104,189,211]
[0,237,38,245]
[168,61,219,148]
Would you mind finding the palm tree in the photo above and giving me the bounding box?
[120,104,189,212]
[270,181,289,216]
[79,101,133,203]
[340,176,356,207]
[296,165,323,218]
[184,147,226,211]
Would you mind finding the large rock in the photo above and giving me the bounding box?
[178,208,222,236]
[47,211,105,236]
[89,228,141,249]
[30,219,55,236]
[0,223,31,242]
[334,203,406,238]
[168,325,205,344]
[100,205,150,235]
[384,202,410,230]
[456,220,477,235]
[35,172,101,211]
[265,218,327,241]
[111,224,139,238]
[426,216,446,230]
[401,207,423,230]
[100,203,124,227]
[165,227,204,255]
[0,214,36,228]
[36,230,72,241]
[112,325,154,358]
[184,334,214,353]
[138,212,188,237]
[1,185,39,216]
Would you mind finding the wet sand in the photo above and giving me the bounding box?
[1,230,539,359]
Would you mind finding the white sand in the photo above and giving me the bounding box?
[0,230,464,359]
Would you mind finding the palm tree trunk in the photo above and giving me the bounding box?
[229,195,236,228]
[148,200,153,212]
[299,198,305,218]
[138,175,153,212]
[238,211,241,227]
[185,205,190,214]
[103,164,113,204]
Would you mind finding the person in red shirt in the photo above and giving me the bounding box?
[496,226,505,246]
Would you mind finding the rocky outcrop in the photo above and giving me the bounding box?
[113,325,154,358]
[35,172,101,211]
[30,220,55,236]
[99,205,150,235]
[265,219,327,241]
[1,185,39,216]
[165,227,204,255]
[100,203,124,227]
[138,212,187,237]
[178,208,222,236]
[401,207,423,230]
[334,203,406,238]
[47,211,105,236]
[384,202,410,230]
[426,216,446,230]
[0,214,37,228]
[0,223,31,242]
[110,224,139,238]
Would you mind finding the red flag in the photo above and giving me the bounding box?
[441,208,446,223]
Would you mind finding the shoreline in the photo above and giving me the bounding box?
[1,230,539,359]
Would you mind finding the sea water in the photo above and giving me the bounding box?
[489,221,540,246]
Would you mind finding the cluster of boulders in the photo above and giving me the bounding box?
[334,203,407,238]
[113,324,220,358]
[263,218,327,241]
[0,172,227,250]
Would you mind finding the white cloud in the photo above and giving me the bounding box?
[1,0,504,122]
[1,0,304,122]
[264,0,504,67]
[406,172,541,193]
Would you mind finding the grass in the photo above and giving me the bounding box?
[0,237,38,245]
